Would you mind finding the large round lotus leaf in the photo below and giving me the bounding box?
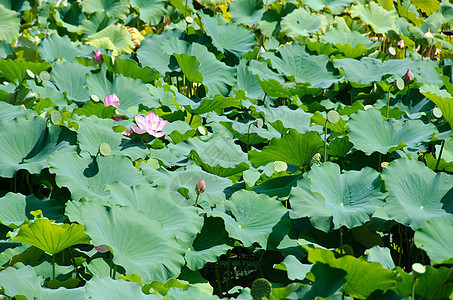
[349,2,398,35]
[229,0,264,26]
[86,25,134,55]
[281,8,328,38]
[200,13,256,58]
[0,116,76,177]
[45,62,91,104]
[304,0,351,14]
[262,44,341,88]
[48,151,146,201]
[290,162,386,232]
[381,159,453,229]
[185,216,233,270]
[188,137,250,177]
[210,190,287,247]
[165,285,220,300]
[80,0,129,19]
[86,70,160,112]
[306,247,397,299]
[85,276,160,300]
[12,218,91,255]
[0,266,86,300]
[414,215,453,264]
[0,101,30,122]
[107,182,203,244]
[420,84,453,130]
[52,1,86,33]
[0,4,20,43]
[142,164,232,208]
[234,59,265,100]
[38,34,94,63]
[322,28,376,58]
[0,59,51,84]
[348,108,437,155]
[75,115,148,160]
[130,0,166,25]
[249,130,324,168]
[78,203,185,283]
[137,31,236,97]
[255,105,311,134]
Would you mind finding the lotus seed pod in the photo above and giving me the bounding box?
[381,162,389,169]
[412,263,426,277]
[251,278,271,300]
[327,110,340,124]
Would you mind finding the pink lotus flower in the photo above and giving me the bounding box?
[195,178,206,195]
[131,112,167,138]
[122,129,133,136]
[104,94,120,108]
[93,50,103,64]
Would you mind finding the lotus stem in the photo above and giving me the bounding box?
[386,88,391,120]
[215,262,223,297]
[435,140,445,171]
[246,122,253,152]
[339,227,344,254]
[52,255,56,280]
[194,194,200,206]
[324,119,328,163]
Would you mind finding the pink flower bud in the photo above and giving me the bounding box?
[195,178,206,195]
[93,50,103,64]
[104,94,120,108]
[94,245,109,253]
[403,69,414,82]
[122,129,133,136]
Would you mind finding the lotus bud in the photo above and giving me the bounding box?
[195,178,206,195]
[104,94,120,108]
[94,245,109,253]
[93,50,103,64]
[403,69,414,82]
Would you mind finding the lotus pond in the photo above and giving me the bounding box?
[0,0,453,299]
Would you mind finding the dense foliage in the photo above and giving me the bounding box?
[0,0,453,299]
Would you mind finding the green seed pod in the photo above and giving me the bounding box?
[251,278,272,300]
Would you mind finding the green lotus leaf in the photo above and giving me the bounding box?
[184,94,240,115]
[48,151,146,201]
[188,137,249,177]
[255,105,311,134]
[281,8,328,38]
[348,108,437,155]
[410,0,440,16]
[259,1,297,37]
[306,247,397,299]
[12,218,90,255]
[138,32,236,97]
[75,115,148,160]
[234,59,265,100]
[365,246,395,269]
[249,130,324,168]
[0,59,51,84]
[210,189,287,247]
[333,57,414,85]
[130,0,167,25]
[107,182,203,244]
[76,203,185,282]
[173,53,203,83]
[253,174,301,198]
[142,164,232,208]
[0,40,13,58]
[86,69,160,112]
[0,4,20,43]
[304,0,351,14]
[414,215,453,264]
[290,162,386,232]
[200,13,255,58]
[350,2,398,35]
[165,285,220,299]
[262,44,341,88]
[229,0,264,26]
[38,34,94,63]
[275,255,312,280]
[420,83,453,130]
[220,119,279,146]
[85,276,160,300]
[185,216,233,270]
[80,0,130,19]
[102,55,162,83]
[86,25,135,55]
[0,116,76,177]
[0,266,86,300]
[247,60,285,83]
[381,159,453,230]
[44,62,90,104]
[322,28,377,58]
